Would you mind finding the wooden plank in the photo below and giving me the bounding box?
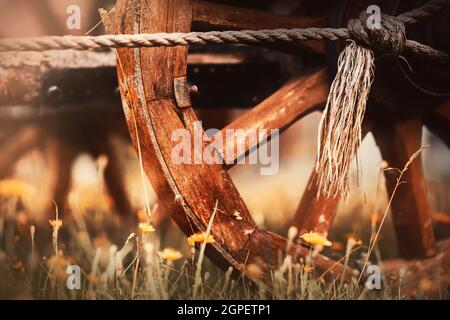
[88,133,134,218]
[0,50,116,106]
[372,119,436,259]
[114,0,351,284]
[216,68,329,165]
[192,0,326,31]
[292,119,375,235]
[192,0,326,54]
[0,50,284,109]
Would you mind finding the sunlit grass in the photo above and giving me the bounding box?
[0,144,449,300]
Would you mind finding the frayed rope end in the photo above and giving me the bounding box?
[316,41,375,200]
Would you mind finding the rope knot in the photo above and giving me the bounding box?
[347,12,406,58]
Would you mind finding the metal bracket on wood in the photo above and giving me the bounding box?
[174,76,192,108]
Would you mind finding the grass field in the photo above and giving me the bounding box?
[1,125,449,300]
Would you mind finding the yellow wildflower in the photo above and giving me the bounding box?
[0,179,35,198]
[434,212,450,225]
[187,231,215,247]
[346,234,362,246]
[158,247,183,262]
[246,263,264,278]
[300,232,332,247]
[303,265,314,273]
[371,213,381,225]
[49,219,63,229]
[138,222,156,233]
[137,209,148,222]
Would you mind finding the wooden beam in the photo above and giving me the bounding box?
[88,133,134,218]
[192,0,326,31]
[291,119,375,236]
[0,50,116,106]
[216,68,329,165]
[372,119,436,259]
[44,134,77,211]
[192,0,326,54]
[0,50,283,109]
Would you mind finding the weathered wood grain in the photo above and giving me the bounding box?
[191,0,325,54]
[216,68,329,165]
[114,0,351,285]
[292,119,375,236]
[373,119,436,259]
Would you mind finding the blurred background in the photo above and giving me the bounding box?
[0,0,449,269]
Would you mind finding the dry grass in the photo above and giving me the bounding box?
[0,203,381,300]
[0,181,447,300]
[0,131,449,300]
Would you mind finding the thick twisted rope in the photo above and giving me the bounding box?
[0,29,448,61]
[316,0,450,200]
[0,0,447,57]
[397,0,450,24]
[0,28,348,52]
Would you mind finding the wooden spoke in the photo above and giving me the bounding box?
[292,170,339,236]
[423,99,450,149]
[291,118,375,235]
[215,68,329,165]
[89,136,134,218]
[114,0,351,285]
[44,135,77,211]
[372,119,436,259]
[192,0,326,54]
[0,125,40,178]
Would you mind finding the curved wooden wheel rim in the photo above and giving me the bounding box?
[114,0,351,285]
[113,0,450,293]
[0,0,448,294]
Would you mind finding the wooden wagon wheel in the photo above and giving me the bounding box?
[113,0,354,284]
[113,0,450,291]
